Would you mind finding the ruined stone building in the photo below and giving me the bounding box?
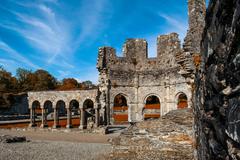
[28,0,206,129]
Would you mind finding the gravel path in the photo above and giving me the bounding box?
[0,129,116,160]
[0,140,111,160]
[0,129,118,144]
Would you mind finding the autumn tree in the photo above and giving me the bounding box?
[33,69,57,91]
[57,78,79,90]
[79,80,96,89]
[0,66,17,92]
[16,68,32,91]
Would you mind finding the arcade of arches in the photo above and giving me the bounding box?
[28,90,189,129]
[29,99,99,129]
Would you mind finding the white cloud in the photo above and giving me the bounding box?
[0,0,110,82]
[158,13,188,43]
[0,40,39,69]
[73,0,111,49]
[0,3,71,65]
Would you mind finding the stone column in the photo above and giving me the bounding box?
[44,109,48,126]
[40,108,48,128]
[29,108,36,127]
[94,108,99,127]
[79,108,85,129]
[66,107,72,129]
[53,107,58,128]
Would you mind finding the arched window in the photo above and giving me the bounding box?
[143,95,160,120]
[113,94,128,124]
[177,93,188,109]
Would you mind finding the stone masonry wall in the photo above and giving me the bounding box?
[97,33,192,123]
[195,0,240,159]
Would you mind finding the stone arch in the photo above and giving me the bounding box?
[175,92,188,109]
[143,94,161,120]
[31,100,41,127]
[68,99,80,128]
[113,94,128,124]
[55,100,67,128]
[42,100,53,127]
[32,100,41,117]
[69,99,80,115]
[43,100,53,114]
[143,93,161,104]
[32,100,41,109]
[82,99,95,129]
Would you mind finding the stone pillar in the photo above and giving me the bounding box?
[66,107,72,129]
[79,108,85,129]
[40,108,48,128]
[94,108,99,127]
[53,107,58,128]
[29,108,36,127]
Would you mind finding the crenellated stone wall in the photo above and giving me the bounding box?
[97,33,192,124]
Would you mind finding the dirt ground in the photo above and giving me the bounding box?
[0,129,118,160]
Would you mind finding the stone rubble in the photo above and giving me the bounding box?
[108,108,194,160]
[0,135,27,143]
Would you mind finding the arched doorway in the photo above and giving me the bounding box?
[31,100,41,126]
[83,99,95,129]
[177,93,188,109]
[69,100,80,127]
[113,94,128,124]
[143,95,160,120]
[43,100,53,127]
[56,100,66,127]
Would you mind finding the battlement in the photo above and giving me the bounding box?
[97,33,181,71]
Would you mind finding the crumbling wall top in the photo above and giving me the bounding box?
[97,33,182,72]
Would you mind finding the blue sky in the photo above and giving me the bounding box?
[0,0,209,84]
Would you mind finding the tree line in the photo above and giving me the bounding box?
[0,66,96,93]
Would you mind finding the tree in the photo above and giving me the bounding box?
[0,66,17,92]
[33,69,57,91]
[57,78,79,90]
[16,68,32,91]
[79,80,96,89]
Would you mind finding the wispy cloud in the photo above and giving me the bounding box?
[0,40,39,69]
[73,0,111,49]
[158,13,188,42]
[0,2,71,64]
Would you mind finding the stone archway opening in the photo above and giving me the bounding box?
[43,100,53,127]
[113,94,128,124]
[31,100,41,127]
[143,95,160,120]
[177,93,188,109]
[83,99,95,129]
[56,100,66,128]
[69,100,80,127]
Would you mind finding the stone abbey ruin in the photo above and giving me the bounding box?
[25,0,240,159]
[28,0,205,129]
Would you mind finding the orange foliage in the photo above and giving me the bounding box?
[57,78,79,90]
